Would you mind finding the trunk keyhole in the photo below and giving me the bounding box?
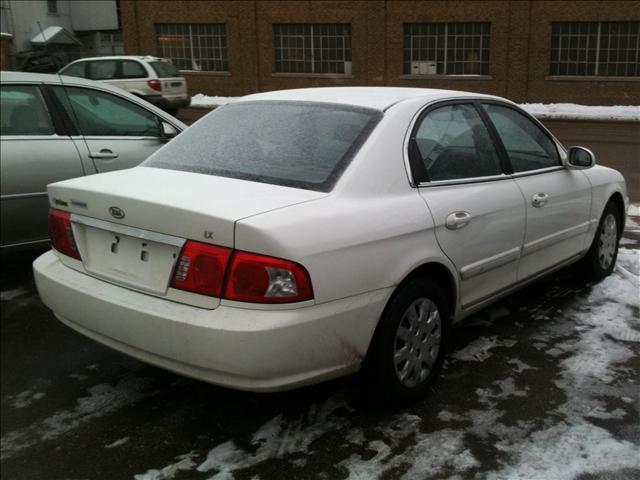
[111,236,120,253]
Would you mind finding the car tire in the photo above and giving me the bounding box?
[579,200,621,281]
[363,277,450,406]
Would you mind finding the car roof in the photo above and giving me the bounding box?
[1,70,112,87]
[0,70,187,128]
[239,87,502,111]
[63,55,166,63]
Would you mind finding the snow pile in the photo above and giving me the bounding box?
[519,103,640,121]
[190,94,237,108]
[629,203,640,217]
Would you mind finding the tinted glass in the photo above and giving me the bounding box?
[88,60,118,80]
[52,86,160,137]
[0,85,54,136]
[150,61,179,78]
[60,61,87,78]
[414,103,502,181]
[144,101,381,191]
[483,104,560,172]
[121,60,147,78]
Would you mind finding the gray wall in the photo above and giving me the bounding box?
[70,0,118,32]
[2,0,118,53]
[4,0,73,52]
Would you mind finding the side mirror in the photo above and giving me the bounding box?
[566,146,595,169]
[160,121,178,141]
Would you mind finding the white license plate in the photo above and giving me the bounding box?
[74,224,182,295]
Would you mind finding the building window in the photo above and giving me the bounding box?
[155,23,228,72]
[273,24,352,74]
[550,22,639,77]
[47,0,58,14]
[403,23,490,76]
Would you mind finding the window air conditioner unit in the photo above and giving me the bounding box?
[411,61,437,75]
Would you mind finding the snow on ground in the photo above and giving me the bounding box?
[519,103,640,121]
[449,336,517,362]
[2,379,50,410]
[629,203,640,217]
[0,373,155,460]
[0,288,28,302]
[189,93,640,122]
[134,452,199,480]
[190,94,237,108]
[104,437,130,449]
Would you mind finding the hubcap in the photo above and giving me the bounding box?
[598,213,617,270]
[393,298,442,388]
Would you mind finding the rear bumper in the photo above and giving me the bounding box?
[33,251,389,392]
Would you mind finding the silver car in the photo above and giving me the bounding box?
[0,71,186,251]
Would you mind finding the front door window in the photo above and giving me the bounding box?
[482,104,560,172]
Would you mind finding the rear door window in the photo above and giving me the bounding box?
[88,60,119,80]
[52,86,160,137]
[0,85,55,136]
[414,103,502,181]
[482,104,560,172]
[60,62,87,78]
[121,60,147,79]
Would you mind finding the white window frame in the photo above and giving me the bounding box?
[550,21,640,77]
[273,23,352,75]
[403,22,491,76]
[156,23,228,73]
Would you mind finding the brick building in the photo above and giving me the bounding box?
[121,0,640,104]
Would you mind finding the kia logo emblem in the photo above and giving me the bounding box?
[109,206,125,219]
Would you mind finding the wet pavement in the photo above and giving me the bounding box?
[1,221,639,480]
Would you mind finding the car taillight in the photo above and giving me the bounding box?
[171,241,232,297]
[48,209,81,260]
[223,251,313,303]
[170,241,313,303]
[147,79,162,92]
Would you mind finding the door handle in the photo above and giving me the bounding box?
[446,211,472,230]
[531,192,549,208]
[89,149,119,160]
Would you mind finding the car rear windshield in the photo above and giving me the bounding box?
[144,101,382,192]
[150,61,180,78]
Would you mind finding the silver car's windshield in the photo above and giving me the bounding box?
[144,101,382,191]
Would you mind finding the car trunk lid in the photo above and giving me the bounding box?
[48,167,325,302]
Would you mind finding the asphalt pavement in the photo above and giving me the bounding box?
[1,221,639,480]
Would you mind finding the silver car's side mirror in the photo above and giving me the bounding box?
[566,146,595,169]
[160,121,178,141]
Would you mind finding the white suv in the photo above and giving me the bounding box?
[59,56,190,114]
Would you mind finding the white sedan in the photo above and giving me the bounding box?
[34,87,627,404]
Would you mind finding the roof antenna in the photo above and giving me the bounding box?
[36,21,50,57]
